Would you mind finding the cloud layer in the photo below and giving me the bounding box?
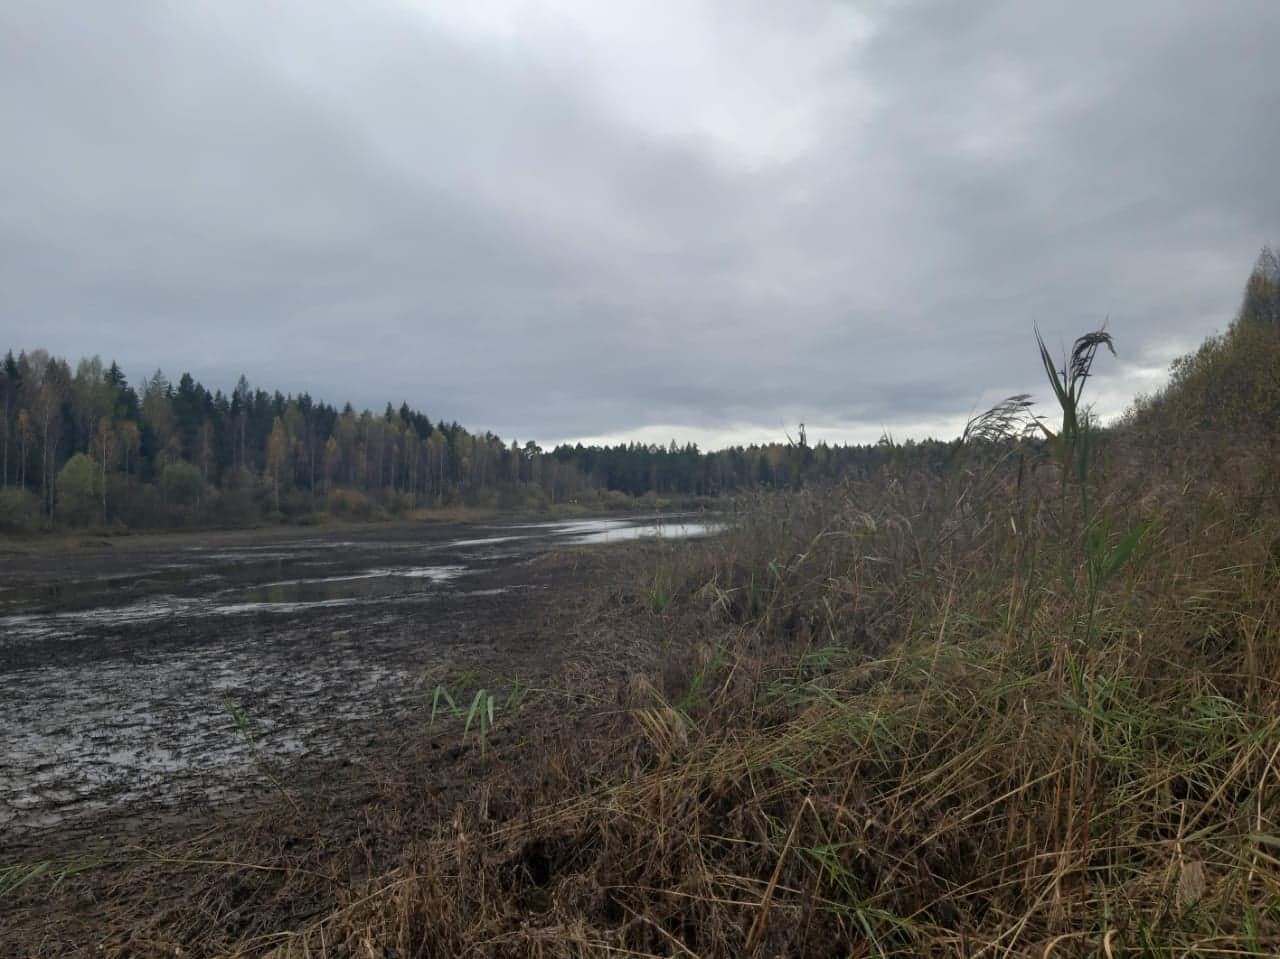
[3,1,1278,446]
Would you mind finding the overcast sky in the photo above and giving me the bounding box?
[2,1,1278,448]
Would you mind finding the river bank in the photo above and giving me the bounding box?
[0,516,718,842]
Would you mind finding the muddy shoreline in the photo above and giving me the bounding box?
[1,518,690,956]
[0,515,715,849]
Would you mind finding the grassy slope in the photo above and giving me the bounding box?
[5,328,1280,957]
[278,333,1280,957]
[281,447,1278,957]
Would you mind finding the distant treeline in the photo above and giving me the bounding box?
[0,353,947,532]
[5,245,1274,532]
[549,430,951,497]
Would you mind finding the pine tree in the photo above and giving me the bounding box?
[1238,246,1280,332]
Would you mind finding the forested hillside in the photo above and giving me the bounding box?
[0,352,948,532]
[1124,246,1280,436]
[0,357,591,530]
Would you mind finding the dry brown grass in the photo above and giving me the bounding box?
[7,395,1280,956]
[243,428,1280,958]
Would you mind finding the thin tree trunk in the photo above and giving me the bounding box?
[40,417,50,518]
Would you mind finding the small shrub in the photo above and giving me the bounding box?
[381,490,415,515]
[327,487,377,520]
[0,487,40,532]
[208,487,260,527]
[110,480,165,528]
[278,488,316,520]
[160,461,205,508]
[56,453,98,525]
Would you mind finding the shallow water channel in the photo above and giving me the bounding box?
[0,515,719,838]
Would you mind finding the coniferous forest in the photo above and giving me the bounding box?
[0,356,947,532]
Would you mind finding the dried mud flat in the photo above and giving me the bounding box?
[0,516,716,850]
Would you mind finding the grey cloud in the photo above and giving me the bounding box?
[1,0,1277,445]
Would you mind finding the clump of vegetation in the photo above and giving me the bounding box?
[224,699,300,812]
[424,667,532,757]
[0,485,40,532]
[1126,246,1280,439]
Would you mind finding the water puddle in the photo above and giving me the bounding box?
[213,599,359,615]
[495,515,723,544]
[0,567,470,646]
[444,534,531,548]
[567,520,724,545]
[0,573,184,612]
[236,566,467,605]
[0,598,205,647]
[0,642,417,833]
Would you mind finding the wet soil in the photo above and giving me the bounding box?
[0,515,717,845]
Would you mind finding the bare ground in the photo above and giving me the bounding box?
[0,519,696,956]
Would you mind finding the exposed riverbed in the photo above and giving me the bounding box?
[0,515,719,838]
